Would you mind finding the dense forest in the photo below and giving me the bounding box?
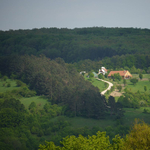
[0,27,150,66]
[0,27,150,149]
[0,55,110,118]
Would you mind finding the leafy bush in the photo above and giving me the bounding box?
[130,78,138,85]
[98,73,104,79]
[3,76,8,81]
[10,73,17,80]
[117,85,122,92]
[16,80,24,87]
[7,82,11,87]
[143,108,149,114]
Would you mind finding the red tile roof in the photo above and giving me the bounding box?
[108,71,127,77]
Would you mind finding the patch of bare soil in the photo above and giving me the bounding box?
[110,89,122,97]
[141,78,149,81]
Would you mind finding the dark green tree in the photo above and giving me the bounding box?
[130,78,138,85]
[98,73,104,79]
[139,73,143,80]
[144,85,147,92]
[123,79,127,86]
[108,96,116,116]
[28,102,36,110]
[117,85,122,92]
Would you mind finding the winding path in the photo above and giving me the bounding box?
[96,78,113,95]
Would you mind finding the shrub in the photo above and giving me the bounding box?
[111,86,115,92]
[3,76,8,81]
[130,78,138,85]
[143,108,149,114]
[10,73,17,80]
[7,83,11,87]
[98,73,104,79]
[117,85,122,92]
[144,85,147,92]
[29,102,37,110]
[0,93,4,98]
[16,80,24,87]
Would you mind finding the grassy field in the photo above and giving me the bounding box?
[126,80,150,93]
[132,74,150,79]
[123,107,150,125]
[0,78,48,110]
[124,74,150,93]
[65,107,150,130]
[66,117,116,129]
[20,96,48,109]
[84,75,108,92]
[0,79,20,93]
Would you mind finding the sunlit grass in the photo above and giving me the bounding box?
[20,96,48,109]
[126,80,150,93]
[84,74,108,92]
[0,79,20,93]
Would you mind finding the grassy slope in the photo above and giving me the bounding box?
[125,74,150,93]
[123,107,150,125]
[20,96,48,109]
[84,74,107,92]
[66,107,150,130]
[66,117,115,129]
[0,79,48,109]
[0,79,20,92]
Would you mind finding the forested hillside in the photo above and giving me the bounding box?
[0,27,150,65]
[0,27,150,149]
[0,55,109,118]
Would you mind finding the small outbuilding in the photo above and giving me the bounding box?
[108,70,132,79]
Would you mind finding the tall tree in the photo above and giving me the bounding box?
[139,73,143,80]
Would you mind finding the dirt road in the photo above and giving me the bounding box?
[96,78,113,95]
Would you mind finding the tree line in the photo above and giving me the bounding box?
[72,54,150,73]
[0,27,150,64]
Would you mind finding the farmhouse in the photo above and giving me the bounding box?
[108,70,132,79]
[98,67,107,75]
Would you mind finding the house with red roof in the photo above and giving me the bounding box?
[108,70,132,79]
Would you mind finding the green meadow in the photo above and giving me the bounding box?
[20,96,47,109]
[0,79,20,93]
[84,75,108,92]
[65,107,150,130]
[126,80,150,93]
[20,96,48,109]
[0,79,48,109]
[123,107,150,125]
